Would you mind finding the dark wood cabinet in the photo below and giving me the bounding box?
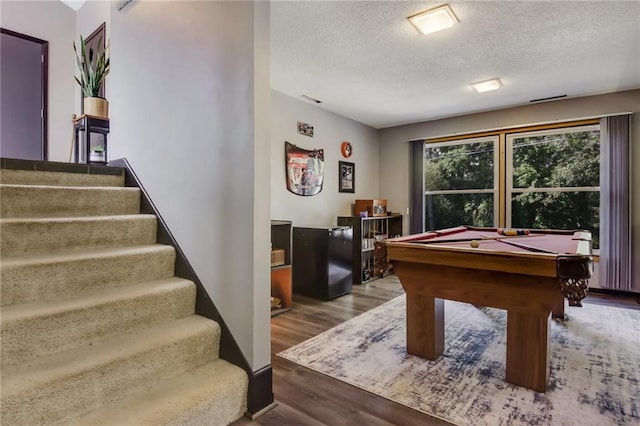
[271,220,292,316]
[337,215,402,284]
[292,226,353,301]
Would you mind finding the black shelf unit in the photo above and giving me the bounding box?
[337,214,402,284]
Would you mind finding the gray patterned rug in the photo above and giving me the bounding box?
[278,294,640,425]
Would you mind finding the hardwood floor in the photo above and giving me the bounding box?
[233,276,639,426]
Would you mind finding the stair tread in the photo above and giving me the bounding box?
[2,315,218,394]
[69,360,247,425]
[2,276,195,321]
[1,244,174,266]
[0,169,125,187]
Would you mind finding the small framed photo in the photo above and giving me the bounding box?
[339,161,355,193]
[297,121,314,137]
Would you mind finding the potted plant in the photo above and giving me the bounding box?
[74,35,110,118]
[89,144,106,163]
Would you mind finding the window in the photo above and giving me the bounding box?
[422,122,600,247]
[507,126,600,246]
[424,137,498,230]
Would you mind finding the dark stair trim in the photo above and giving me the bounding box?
[108,158,274,417]
[1,157,123,176]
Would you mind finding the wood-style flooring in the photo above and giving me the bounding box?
[233,277,639,426]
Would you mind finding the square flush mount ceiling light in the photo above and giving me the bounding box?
[408,4,459,35]
[470,78,503,93]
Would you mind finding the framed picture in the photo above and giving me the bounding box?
[339,161,355,193]
[297,121,314,137]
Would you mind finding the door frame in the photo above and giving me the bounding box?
[0,27,48,160]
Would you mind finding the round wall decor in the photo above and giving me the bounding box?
[341,141,353,158]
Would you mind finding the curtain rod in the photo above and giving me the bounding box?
[407,111,633,142]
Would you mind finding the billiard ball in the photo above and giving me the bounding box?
[470,240,480,248]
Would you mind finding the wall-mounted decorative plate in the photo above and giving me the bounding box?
[341,141,353,158]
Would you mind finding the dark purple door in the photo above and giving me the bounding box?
[1,28,47,160]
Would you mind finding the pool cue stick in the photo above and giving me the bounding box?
[479,234,557,254]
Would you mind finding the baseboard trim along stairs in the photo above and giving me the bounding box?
[0,158,269,425]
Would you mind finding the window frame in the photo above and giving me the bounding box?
[422,119,601,232]
[505,124,600,228]
[424,135,500,227]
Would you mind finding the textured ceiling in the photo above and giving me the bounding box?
[271,1,640,129]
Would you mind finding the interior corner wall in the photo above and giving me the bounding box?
[109,1,269,370]
[378,89,640,292]
[0,0,75,162]
[271,90,380,227]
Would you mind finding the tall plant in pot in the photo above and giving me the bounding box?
[74,35,110,118]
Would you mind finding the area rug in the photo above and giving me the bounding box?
[278,295,640,425]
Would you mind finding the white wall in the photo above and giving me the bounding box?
[109,1,270,370]
[252,0,272,369]
[271,90,380,227]
[379,89,640,291]
[0,0,75,162]
[75,0,110,114]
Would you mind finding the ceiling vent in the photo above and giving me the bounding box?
[301,95,322,104]
[529,94,568,103]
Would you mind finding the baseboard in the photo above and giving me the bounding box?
[246,401,278,420]
[1,157,123,176]
[247,365,276,418]
[589,286,640,301]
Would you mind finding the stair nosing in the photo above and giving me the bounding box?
[0,184,139,191]
[0,214,156,224]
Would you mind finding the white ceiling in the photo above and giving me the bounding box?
[271,1,640,129]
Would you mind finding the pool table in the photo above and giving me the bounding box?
[381,226,592,392]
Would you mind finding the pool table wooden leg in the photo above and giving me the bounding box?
[406,294,444,360]
[506,311,550,392]
[552,292,565,319]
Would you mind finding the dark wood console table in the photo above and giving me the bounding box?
[73,114,109,164]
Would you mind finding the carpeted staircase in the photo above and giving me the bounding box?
[0,166,248,425]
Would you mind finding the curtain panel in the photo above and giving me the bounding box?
[409,140,425,235]
[599,114,632,290]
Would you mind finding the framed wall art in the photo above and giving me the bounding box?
[297,121,314,137]
[339,161,355,193]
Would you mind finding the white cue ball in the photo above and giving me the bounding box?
[470,240,480,248]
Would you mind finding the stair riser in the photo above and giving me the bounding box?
[0,185,141,218]
[2,282,197,367]
[0,216,157,256]
[0,169,124,187]
[1,322,220,426]
[1,246,176,306]
[68,361,249,426]
[161,378,248,426]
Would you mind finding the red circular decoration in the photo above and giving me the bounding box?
[341,141,353,158]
